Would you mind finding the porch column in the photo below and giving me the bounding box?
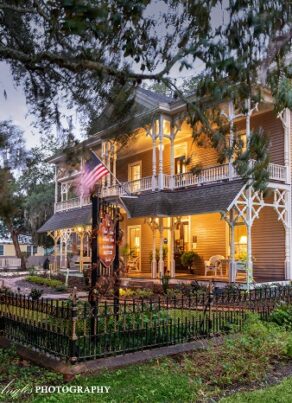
[54,231,58,272]
[101,141,106,189]
[79,231,84,272]
[285,190,292,279]
[170,135,175,189]
[158,115,164,190]
[59,231,63,268]
[54,166,58,212]
[229,212,236,283]
[80,157,84,206]
[158,217,164,277]
[112,142,117,186]
[152,134,157,191]
[246,98,253,288]
[106,142,111,187]
[228,101,235,179]
[151,227,157,278]
[170,217,175,278]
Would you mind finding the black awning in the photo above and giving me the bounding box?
[38,205,91,232]
[120,181,244,218]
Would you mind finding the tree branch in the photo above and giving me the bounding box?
[0,45,178,82]
[260,27,292,84]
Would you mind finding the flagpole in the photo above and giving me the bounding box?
[90,148,135,197]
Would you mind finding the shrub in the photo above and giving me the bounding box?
[161,275,171,294]
[29,288,43,301]
[181,251,199,274]
[269,303,292,330]
[181,314,289,388]
[28,266,36,276]
[26,275,64,289]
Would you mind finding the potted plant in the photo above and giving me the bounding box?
[181,251,199,274]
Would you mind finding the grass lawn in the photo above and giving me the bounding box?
[222,376,292,402]
[0,313,291,402]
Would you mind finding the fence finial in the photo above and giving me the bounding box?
[71,287,78,304]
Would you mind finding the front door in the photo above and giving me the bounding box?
[127,226,141,271]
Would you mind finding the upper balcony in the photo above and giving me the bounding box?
[54,160,288,212]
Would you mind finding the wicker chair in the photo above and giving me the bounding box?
[204,255,225,276]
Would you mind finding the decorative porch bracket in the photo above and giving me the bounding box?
[222,183,292,283]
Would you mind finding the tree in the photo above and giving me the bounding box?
[19,142,56,248]
[0,1,291,188]
[0,121,27,268]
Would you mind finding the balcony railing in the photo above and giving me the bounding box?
[55,195,90,212]
[55,162,287,212]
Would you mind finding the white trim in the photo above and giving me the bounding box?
[127,225,142,272]
[128,160,142,181]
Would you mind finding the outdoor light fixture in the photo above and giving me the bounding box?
[239,235,247,244]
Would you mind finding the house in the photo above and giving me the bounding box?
[38,87,292,285]
[0,235,45,258]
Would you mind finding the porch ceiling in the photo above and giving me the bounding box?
[120,181,245,218]
[38,205,91,232]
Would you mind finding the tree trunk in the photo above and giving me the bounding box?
[6,222,26,270]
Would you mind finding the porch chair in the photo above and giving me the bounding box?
[231,261,248,282]
[126,255,140,273]
[204,255,225,276]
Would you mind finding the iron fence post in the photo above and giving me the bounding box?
[69,287,78,364]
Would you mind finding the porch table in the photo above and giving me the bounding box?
[221,259,247,283]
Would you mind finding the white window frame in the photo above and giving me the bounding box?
[127,225,142,272]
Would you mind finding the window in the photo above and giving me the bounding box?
[234,224,247,259]
[0,245,3,256]
[128,162,142,192]
[128,226,141,257]
[33,245,38,255]
[174,144,187,175]
[26,245,32,257]
[174,220,190,253]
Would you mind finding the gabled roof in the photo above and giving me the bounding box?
[136,87,174,105]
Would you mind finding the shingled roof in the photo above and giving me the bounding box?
[38,205,91,232]
[38,181,244,232]
[121,181,244,218]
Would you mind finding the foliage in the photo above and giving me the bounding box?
[28,288,43,301]
[181,314,291,389]
[161,275,171,295]
[222,376,292,402]
[26,275,64,289]
[181,251,198,272]
[0,314,290,402]
[0,347,62,402]
[119,288,153,298]
[0,121,28,269]
[0,1,291,189]
[269,303,292,331]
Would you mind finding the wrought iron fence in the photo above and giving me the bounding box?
[0,285,291,363]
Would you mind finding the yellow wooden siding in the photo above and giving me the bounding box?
[190,213,228,274]
[120,216,152,273]
[116,149,153,182]
[252,207,285,280]
[236,110,284,165]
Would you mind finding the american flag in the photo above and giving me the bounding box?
[80,152,109,195]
